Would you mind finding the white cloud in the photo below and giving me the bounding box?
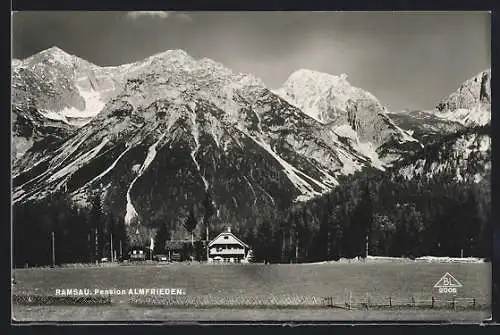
[126,11,193,22]
[126,11,171,20]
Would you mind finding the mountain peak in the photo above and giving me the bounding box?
[285,69,350,86]
[279,69,355,105]
[44,45,65,53]
[434,68,491,127]
[124,49,266,92]
[143,49,197,68]
[148,49,192,60]
[24,45,78,67]
[275,69,380,123]
[40,46,72,57]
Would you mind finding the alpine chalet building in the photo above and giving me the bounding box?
[207,227,252,263]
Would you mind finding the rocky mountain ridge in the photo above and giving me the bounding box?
[12,48,405,243]
[11,47,490,245]
[274,69,422,163]
[387,69,491,144]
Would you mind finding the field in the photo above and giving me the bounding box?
[12,262,492,322]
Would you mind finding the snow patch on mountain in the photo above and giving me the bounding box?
[333,124,358,140]
[124,135,166,226]
[433,107,490,127]
[37,109,71,123]
[48,138,109,183]
[141,135,166,175]
[243,176,258,206]
[60,86,106,121]
[333,124,386,171]
[245,133,328,201]
[15,133,91,193]
[380,111,420,145]
[257,184,276,205]
[78,146,133,190]
[124,190,139,226]
[190,111,209,191]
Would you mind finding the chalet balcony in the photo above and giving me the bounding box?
[209,248,245,256]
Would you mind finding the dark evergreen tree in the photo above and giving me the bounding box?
[154,221,170,255]
[183,208,198,257]
[89,196,105,262]
[254,220,274,263]
[202,190,216,241]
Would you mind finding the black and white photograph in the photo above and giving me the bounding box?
[11,11,492,322]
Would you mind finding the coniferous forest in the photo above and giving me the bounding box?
[12,127,491,267]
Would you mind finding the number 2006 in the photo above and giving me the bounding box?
[439,287,457,293]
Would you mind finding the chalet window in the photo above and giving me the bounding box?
[133,250,137,255]
[139,250,143,255]
[224,236,228,240]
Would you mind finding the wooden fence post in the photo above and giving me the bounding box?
[473,298,476,309]
[431,296,434,309]
[389,296,392,308]
[452,297,455,310]
[411,296,415,308]
[348,290,352,310]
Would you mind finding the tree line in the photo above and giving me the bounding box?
[12,189,218,267]
[12,170,491,266]
[13,194,128,267]
[12,131,491,266]
[245,165,491,263]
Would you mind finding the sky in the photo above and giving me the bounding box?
[12,11,490,111]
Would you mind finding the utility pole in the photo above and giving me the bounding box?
[87,232,91,263]
[110,233,113,262]
[282,230,285,262]
[327,231,331,259]
[365,233,369,258]
[150,235,153,262]
[206,221,209,261]
[51,231,55,267]
[95,228,98,264]
[295,231,299,263]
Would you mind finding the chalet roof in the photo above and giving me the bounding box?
[208,231,249,249]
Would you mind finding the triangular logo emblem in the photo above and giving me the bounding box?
[434,272,463,288]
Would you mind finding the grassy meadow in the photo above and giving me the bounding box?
[12,262,492,321]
